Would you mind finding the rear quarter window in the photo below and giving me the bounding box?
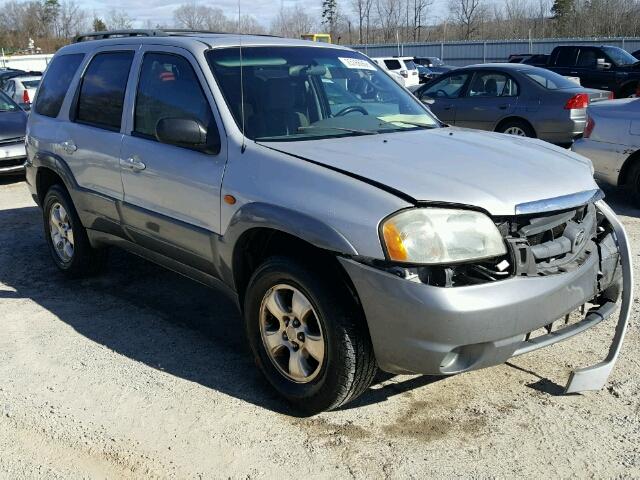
[34,53,84,118]
[75,51,134,131]
[384,59,402,70]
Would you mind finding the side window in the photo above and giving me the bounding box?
[134,52,216,149]
[384,59,402,70]
[422,73,470,99]
[75,51,134,131]
[6,81,15,96]
[554,48,578,67]
[468,72,519,97]
[577,48,598,67]
[34,53,84,118]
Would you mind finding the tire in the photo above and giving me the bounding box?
[42,184,107,277]
[497,119,535,138]
[244,256,376,414]
[626,161,640,208]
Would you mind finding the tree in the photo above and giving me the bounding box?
[271,5,316,39]
[322,0,338,37]
[448,0,485,39]
[56,1,88,38]
[92,17,107,32]
[351,0,374,43]
[174,2,209,30]
[551,0,574,18]
[108,9,132,30]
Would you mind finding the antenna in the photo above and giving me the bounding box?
[238,0,246,153]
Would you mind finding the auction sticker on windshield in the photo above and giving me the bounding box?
[339,57,376,70]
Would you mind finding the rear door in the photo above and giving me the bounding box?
[574,47,612,90]
[57,46,136,201]
[455,70,519,131]
[119,46,227,272]
[549,47,578,78]
[416,71,471,124]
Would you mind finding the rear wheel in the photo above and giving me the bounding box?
[244,256,376,414]
[497,119,535,138]
[43,185,107,277]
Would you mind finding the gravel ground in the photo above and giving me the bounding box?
[0,177,639,479]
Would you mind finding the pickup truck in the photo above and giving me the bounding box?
[543,45,640,98]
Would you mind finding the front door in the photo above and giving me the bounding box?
[455,71,518,131]
[119,47,227,273]
[417,71,471,125]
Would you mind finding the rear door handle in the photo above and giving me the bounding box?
[120,156,146,172]
[443,104,453,110]
[60,140,77,154]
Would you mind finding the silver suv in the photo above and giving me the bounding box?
[25,30,633,414]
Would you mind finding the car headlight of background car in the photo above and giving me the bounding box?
[381,208,507,264]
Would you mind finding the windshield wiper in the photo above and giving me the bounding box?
[381,120,438,129]
[298,125,378,135]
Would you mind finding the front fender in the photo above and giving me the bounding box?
[216,202,359,288]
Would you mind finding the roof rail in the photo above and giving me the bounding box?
[74,29,168,43]
[73,29,280,43]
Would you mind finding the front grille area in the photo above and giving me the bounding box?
[506,203,599,276]
[0,157,26,168]
[0,137,25,146]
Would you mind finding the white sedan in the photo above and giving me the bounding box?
[2,75,41,109]
[572,98,640,204]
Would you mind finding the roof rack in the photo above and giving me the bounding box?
[74,29,279,43]
[74,29,167,43]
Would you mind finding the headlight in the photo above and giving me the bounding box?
[381,208,507,264]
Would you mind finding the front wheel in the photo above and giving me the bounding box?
[244,256,376,414]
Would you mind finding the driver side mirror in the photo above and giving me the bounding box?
[420,95,435,105]
[155,117,220,154]
[597,58,612,70]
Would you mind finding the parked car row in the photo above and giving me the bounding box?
[20,30,631,413]
[371,55,455,87]
[0,67,42,109]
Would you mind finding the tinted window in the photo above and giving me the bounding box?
[468,72,518,97]
[403,59,417,70]
[422,73,470,99]
[577,48,598,67]
[601,46,637,66]
[21,79,41,89]
[524,69,579,89]
[76,51,134,130]
[35,54,84,118]
[554,47,578,67]
[134,53,215,145]
[384,59,402,70]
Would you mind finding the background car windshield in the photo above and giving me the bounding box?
[207,47,437,141]
[602,46,638,66]
[0,91,19,111]
[21,80,41,89]
[403,59,417,70]
[524,69,578,89]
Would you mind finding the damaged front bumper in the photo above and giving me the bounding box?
[340,199,633,394]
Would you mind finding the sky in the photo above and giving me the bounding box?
[82,0,323,28]
[81,0,449,29]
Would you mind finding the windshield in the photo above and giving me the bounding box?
[207,47,438,142]
[601,46,638,66]
[524,68,579,89]
[0,90,19,112]
[21,79,41,89]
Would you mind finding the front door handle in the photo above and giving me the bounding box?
[120,156,146,172]
[60,140,77,154]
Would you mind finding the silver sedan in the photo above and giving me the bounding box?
[413,63,611,145]
[572,98,640,204]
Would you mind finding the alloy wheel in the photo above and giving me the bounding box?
[49,202,74,262]
[259,284,325,383]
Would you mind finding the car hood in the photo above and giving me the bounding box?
[0,110,27,141]
[263,128,598,216]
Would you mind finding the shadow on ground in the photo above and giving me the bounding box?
[0,183,635,414]
[0,197,431,416]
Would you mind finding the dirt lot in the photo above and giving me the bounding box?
[0,177,639,479]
